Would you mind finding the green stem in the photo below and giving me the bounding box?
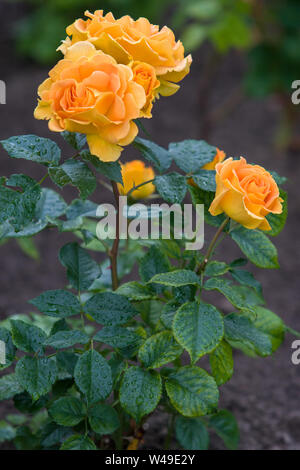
[110,180,120,291]
[196,217,230,274]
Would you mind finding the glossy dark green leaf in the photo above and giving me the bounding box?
[169,140,216,173]
[74,350,112,404]
[155,172,187,204]
[29,290,81,318]
[1,135,61,166]
[138,331,183,368]
[165,366,219,417]
[49,159,96,199]
[59,242,101,291]
[84,292,137,326]
[209,410,239,450]
[16,356,57,400]
[230,226,279,269]
[120,367,162,422]
[134,137,172,173]
[44,330,90,349]
[88,403,120,435]
[209,340,233,386]
[49,397,85,426]
[175,416,209,450]
[173,302,224,363]
[11,320,47,353]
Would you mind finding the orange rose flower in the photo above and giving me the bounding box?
[60,10,192,96]
[34,41,146,162]
[132,61,160,117]
[209,157,283,231]
[188,147,226,187]
[118,160,155,199]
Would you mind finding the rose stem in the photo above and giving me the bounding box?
[110,180,120,291]
[196,217,230,274]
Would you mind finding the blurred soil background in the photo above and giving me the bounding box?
[0,0,300,450]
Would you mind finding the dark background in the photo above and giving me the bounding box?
[0,0,300,450]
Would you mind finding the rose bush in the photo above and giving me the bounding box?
[0,10,296,452]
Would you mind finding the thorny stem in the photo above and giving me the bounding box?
[196,217,230,274]
[126,178,155,198]
[110,180,120,290]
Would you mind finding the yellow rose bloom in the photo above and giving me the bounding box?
[209,157,283,231]
[132,61,160,118]
[34,41,146,162]
[60,10,192,97]
[118,160,155,199]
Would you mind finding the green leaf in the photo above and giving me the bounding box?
[230,268,262,296]
[44,330,90,349]
[49,159,96,199]
[94,326,142,349]
[4,175,41,232]
[88,404,120,435]
[0,421,16,443]
[66,199,98,220]
[149,269,200,287]
[242,306,285,354]
[108,353,127,388]
[81,151,123,184]
[205,261,229,277]
[209,340,234,386]
[204,277,264,310]
[169,140,216,173]
[29,290,81,318]
[0,374,24,400]
[175,416,209,450]
[40,422,72,449]
[165,366,219,417]
[84,292,137,326]
[1,135,61,166]
[266,189,288,236]
[120,367,162,422]
[209,410,239,450]
[74,350,112,404]
[59,242,101,291]
[189,186,226,228]
[134,137,172,173]
[56,351,79,376]
[138,331,183,368]
[160,301,178,329]
[230,226,279,269]
[62,131,86,151]
[139,244,170,291]
[11,320,47,353]
[61,434,96,450]
[16,356,57,400]
[116,282,155,301]
[173,302,224,363]
[0,328,16,369]
[13,391,48,413]
[224,313,272,357]
[49,397,85,426]
[191,170,216,192]
[16,237,40,261]
[155,172,187,204]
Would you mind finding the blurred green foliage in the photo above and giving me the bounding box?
[12,0,172,64]
[173,0,252,53]
[9,0,300,102]
[245,0,300,97]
